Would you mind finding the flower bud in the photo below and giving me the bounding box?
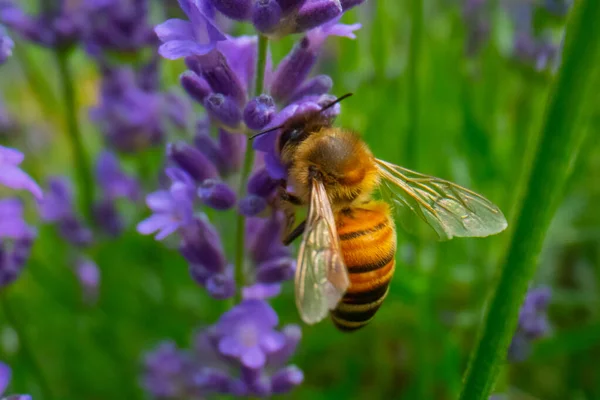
[252,0,283,33]
[187,52,247,105]
[194,133,227,174]
[270,37,317,102]
[167,142,219,183]
[208,0,252,20]
[204,94,243,128]
[256,257,295,284]
[243,95,276,130]
[247,167,278,197]
[180,217,226,274]
[198,179,237,210]
[290,74,333,101]
[294,0,342,33]
[271,365,304,394]
[180,71,212,104]
[58,215,93,247]
[238,195,267,217]
[205,269,236,299]
[219,129,246,173]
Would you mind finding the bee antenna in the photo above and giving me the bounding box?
[249,124,285,140]
[248,93,354,141]
[319,92,353,114]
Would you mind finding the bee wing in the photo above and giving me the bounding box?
[295,178,349,325]
[376,158,508,241]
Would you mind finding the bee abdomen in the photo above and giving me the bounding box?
[331,203,397,332]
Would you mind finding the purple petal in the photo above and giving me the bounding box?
[0,145,24,165]
[241,346,266,369]
[242,283,282,300]
[156,223,181,240]
[159,40,216,60]
[0,166,43,199]
[145,191,173,212]
[137,214,174,236]
[155,19,195,42]
[260,331,286,353]
[218,335,244,357]
[0,361,11,394]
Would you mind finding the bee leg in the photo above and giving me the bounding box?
[283,219,306,246]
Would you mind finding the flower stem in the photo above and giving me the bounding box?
[55,49,94,223]
[459,1,600,399]
[1,291,53,399]
[233,35,269,304]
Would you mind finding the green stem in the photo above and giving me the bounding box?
[55,49,94,222]
[233,35,269,304]
[1,292,53,399]
[459,2,600,399]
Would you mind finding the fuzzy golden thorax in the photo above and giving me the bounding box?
[285,128,380,209]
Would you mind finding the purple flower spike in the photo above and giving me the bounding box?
[95,151,140,201]
[294,0,343,33]
[271,365,304,394]
[38,177,73,222]
[209,0,252,20]
[167,142,219,183]
[217,35,258,93]
[244,95,276,130]
[248,167,278,197]
[187,51,247,105]
[0,26,14,64]
[290,74,333,101]
[0,145,43,199]
[179,217,227,274]
[238,195,268,217]
[215,300,285,369]
[269,38,317,102]
[204,93,243,128]
[252,0,283,33]
[58,215,94,247]
[198,179,237,210]
[155,0,226,59]
[137,183,194,240]
[142,341,192,398]
[180,71,212,104]
[0,362,11,395]
[194,134,227,174]
[0,228,34,287]
[0,199,34,240]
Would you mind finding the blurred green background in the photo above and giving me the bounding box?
[1,0,599,399]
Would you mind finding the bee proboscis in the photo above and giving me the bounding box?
[254,94,508,331]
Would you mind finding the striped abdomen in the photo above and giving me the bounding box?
[330,201,396,331]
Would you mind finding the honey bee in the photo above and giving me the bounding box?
[252,94,508,331]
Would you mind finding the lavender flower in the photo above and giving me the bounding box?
[90,66,166,153]
[0,362,30,400]
[38,177,93,247]
[83,0,156,57]
[0,25,13,64]
[0,199,35,287]
[154,0,227,60]
[208,0,363,36]
[0,0,84,49]
[508,286,552,362]
[142,301,303,398]
[137,180,195,240]
[0,145,43,199]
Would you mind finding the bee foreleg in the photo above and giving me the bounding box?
[283,219,306,246]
